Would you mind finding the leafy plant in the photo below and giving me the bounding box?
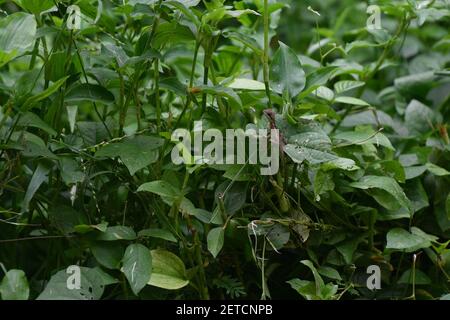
[0,0,449,300]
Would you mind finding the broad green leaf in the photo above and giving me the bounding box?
[152,21,195,48]
[49,205,88,234]
[17,112,57,136]
[426,163,450,176]
[13,0,55,14]
[122,244,152,295]
[222,31,263,55]
[102,43,129,68]
[320,158,359,171]
[289,260,338,300]
[21,76,69,111]
[0,13,36,67]
[0,270,29,300]
[336,238,361,264]
[37,267,106,300]
[22,161,51,212]
[148,250,189,290]
[138,228,177,243]
[350,176,412,214]
[207,227,225,258]
[301,260,325,290]
[214,181,247,215]
[287,279,318,300]
[405,100,442,135]
[266,224,290,250]
[334,80,365,94]
[195,85,242,107]
[334,96,370,107]
[318,266,342,281]
[59,157,85,185]
[341,110,394,128]
[314,170,335,199]
[311,86,334,101]
[91,242,124,270]
[164,1,201,27]
[96,226,137,241]
[227,78,265,91]
[137,180,181,200]
[334,127,394,150]
[404,165,427,180]
[96,136,164,175]
[270,42,306,100]
[398,269,431,285]
[386,228,431,252]
[65,84,115,104]
[285,144,338,165]
[299,66,339,99]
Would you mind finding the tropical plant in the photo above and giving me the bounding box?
[0,0,449,300]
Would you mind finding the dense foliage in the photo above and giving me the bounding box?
[0,0,449,300]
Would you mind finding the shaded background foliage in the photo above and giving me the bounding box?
[0,0,449,300]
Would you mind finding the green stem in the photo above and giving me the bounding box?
[154,58,161,132]
[263,0,272,108]
[331,14,409,134]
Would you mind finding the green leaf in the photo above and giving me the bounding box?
[386,228,431,252]
[13,0,55,14]
[318,266,342,281]
[266,224,290,250]
[289,260,338,300]
[207,227,225,258]
[398,269,431,285]
[137,180,181,201]
[138,228,177,243]
[164,1,201,27]
[22,161,51,212]
[91,242,124,270]
[311,86,334,101]
[195,85,242,107]
[37,267,106,300]
[227,78,265,91]
[65,84,115,104]
[21,76,69,111]
[285,144,338,165]
[96,226,137,241]
[287,279,318,300]
[334,96,370,107]
[334,80,365,94]
[405,100,441,135]
[350,176,412,214]
[96,136,164,175]
[0,270,29,300]
[426,163,450,176]
[299,66,339,99]
[17,112,57,136]
[222,31,262,55]
[270,42,306,99]
[148,250,189,290]
[314,170,335,199]
[334,127,394,150]
[49,205,88,234]
[122,244,152,295]
[0,13,37,67]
